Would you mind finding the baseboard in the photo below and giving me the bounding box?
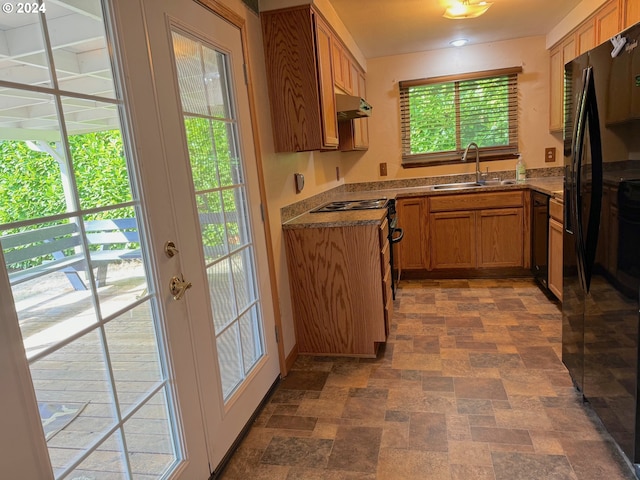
[284,343,298,375]
[209,376,280,479]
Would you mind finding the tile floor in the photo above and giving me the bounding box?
[219,278,637,479]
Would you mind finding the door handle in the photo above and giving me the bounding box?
[169,274,192,300]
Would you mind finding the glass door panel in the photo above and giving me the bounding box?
[171,29,265,402]
[0,2,185,478]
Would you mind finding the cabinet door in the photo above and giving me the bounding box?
[397,198,427,270]
[314,16,339,148]
[577,20,595,55]
[338,66,368,151]
[548,217,563,300]
[342,52,353,94]
[331,38,345,90]
[596,0,622,44]
[354,70,369,148]
[627,0,640,28]
[549,45,564,132]
[430,211,476,269]
[477,208,524,268]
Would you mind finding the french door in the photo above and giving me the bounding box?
[118,0,281,470]
[0,0,279,477]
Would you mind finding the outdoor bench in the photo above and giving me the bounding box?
[2,218,141,291]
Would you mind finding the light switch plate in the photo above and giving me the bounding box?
[379,162,388,176]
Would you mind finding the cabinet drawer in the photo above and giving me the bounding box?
[379,217,389,245]
[430,191,524,212]
[383,263,392,304]
[381,238,390,269]
[549,198,563,223]
[384,294,393,338]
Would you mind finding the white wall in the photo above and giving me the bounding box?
[341,35,563,184]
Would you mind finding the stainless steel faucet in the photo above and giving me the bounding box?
[461,142,482,183]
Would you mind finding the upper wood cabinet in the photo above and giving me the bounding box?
[331,38,353,94]
[261,6,339,152]
[338,68,370,151]
[596,0,622,42]
[548,0,628,133]
[549,45,564,132]
[626,0,640,27]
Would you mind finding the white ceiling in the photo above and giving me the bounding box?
[328,0,583,58]
[0,0,117,139]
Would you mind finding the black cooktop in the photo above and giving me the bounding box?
[311,198,388,213]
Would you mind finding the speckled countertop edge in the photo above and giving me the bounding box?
[282,168,564,229]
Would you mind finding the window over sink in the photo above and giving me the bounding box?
[399,66,522,167]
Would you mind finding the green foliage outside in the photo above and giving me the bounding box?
[185,116,242,260]
[0,130,132,227]
[1,118,243,269]
[408,76,511,156]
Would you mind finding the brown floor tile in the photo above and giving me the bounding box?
[408,411,448,451]
[517,345,563,369]
[450,463,495,480]
[261,436,333,468]
[279,370,329,391]
[265,414,317,431]
[470,426,533,445]
[376,449,450,480]
[326,426,382,473]
[448,440,493,465]
[454,377,508,400]
[469,352,525,369]
[218,279,636,480]
[422,376,454,392]
[491,451,577,480]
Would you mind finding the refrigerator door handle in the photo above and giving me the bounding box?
[572,66,603,293]
[582,66,603,293]
[572,68,590,292]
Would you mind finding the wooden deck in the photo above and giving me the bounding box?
[12,261,178,479]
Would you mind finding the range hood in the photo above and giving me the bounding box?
[336,94,372,120]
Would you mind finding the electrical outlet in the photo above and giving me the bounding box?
[379,162,388,176]
[545,147,556,163]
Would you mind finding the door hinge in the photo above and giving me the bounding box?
[274,325,279,343]
[242,64,248,85]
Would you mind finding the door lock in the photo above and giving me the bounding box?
[169,274,192,300]
[164,241,179,258]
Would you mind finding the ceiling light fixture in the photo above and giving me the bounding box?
[443,0,493,19]
[450,38,469,47]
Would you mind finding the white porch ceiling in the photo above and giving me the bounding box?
[0,0,117,139]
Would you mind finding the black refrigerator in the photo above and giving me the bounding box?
[562,21,640,475]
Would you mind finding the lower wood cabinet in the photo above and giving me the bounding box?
[396,197,428,272]
[478,208,524,267]
[430,210,476,269]
[429,191,529,271]
[283,218,390,357]
[548,197,564,300]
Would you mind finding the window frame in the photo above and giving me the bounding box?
[399,66,522,168]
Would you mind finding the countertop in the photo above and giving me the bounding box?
[283,177,564,229]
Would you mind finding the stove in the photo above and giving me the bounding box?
[311,198,389,212]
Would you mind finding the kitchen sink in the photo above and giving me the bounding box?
[431,182,484,190]
[431,179,517,191]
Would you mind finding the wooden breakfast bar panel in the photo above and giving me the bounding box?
[284,223,386,357]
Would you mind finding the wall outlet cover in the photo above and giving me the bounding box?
[545,147,556,163]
